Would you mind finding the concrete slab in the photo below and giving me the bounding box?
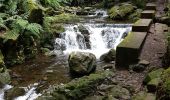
[141,10,156,19]
[116,32,147,67]
[132,19,153,32]
[145,3,156,10]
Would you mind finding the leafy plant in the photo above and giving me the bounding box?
[1,18,42,41]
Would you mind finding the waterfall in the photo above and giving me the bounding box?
[55,23,132,58]
[88,9,108,18]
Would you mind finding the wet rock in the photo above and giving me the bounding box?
[5,87,26,100]
[0,50,11,85]
[121,31,128,39]
[0,69,11,85]
[130,60,150,72]
[103,64,115,70]
[78,24,90,35]
[55,38,66,51]
[78,24,91,49]
[100,49,116,62]
[68,52,96,75]
[130,64,146,72]
[76,10,89,15]
[132,91,156,100]
[143,68,164,84]
[109,85,130,100]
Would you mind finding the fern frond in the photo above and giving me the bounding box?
[12,19,29,30]
[2,29,20,40]
[26,23,42,38]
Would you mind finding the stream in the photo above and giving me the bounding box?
[0,9,132,100]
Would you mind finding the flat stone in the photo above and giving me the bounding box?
[145,3,156,10]
[139,60,150,66]
[141,10,156,19]
[132,19,153,32]
[116,32,147,67]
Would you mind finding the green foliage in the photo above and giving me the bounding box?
[128,9,142,22]
[131,0,146,8]
[2,29,20,40]
[25,23,42,38]
[40,0,70,9]
[43,13,78,34]
[109,3,134,19]
[0,18,42,41]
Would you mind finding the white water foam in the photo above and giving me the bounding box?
[55,24,132,58]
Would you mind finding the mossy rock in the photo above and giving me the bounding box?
[147,78,161,92]
[109,3,134,20]
[109,85,130,100]
[5,87,26,100]
[157,67,170,99]
[143,68,164,84]
[68,52,97,75]
[100,49,116,62]
[132,91,156,100]
[38,71,114,100]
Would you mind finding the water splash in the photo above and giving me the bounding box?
[55,23,132,58]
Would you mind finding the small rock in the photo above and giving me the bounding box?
[130,64,146,72]
[139,60,150,66]
[103,64,114,70]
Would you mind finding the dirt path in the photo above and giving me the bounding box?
[112,0,168,94]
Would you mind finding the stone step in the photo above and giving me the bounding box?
[132,19,153,32]
[141,10,156,19]
[145,3,156,10]
[116,32,147,67]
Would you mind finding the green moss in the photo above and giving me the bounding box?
[132,91,156,100]
[109,3,134,19]
[143,68,164,84]
[39,71,114,99]
[128,9,142,22]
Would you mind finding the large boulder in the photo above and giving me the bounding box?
[100,49,116,62]
[108,3,134,20]
[68,52,96,75]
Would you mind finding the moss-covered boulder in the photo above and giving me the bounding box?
[108,3,134,20]
[100,49,116,62]
[108,85,130,100]
[132,91,156,100]
[5,87,26,100]
[147,78,161,92]
[143,68,164,84]
[38,71,114,100]
[68,52,96,75]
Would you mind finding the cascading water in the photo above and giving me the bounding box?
[88,9,108,18]
[55,24,132,58]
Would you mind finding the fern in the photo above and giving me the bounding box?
[25,23,42,38]
[2,29,20,40]
[12,18,29,31]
